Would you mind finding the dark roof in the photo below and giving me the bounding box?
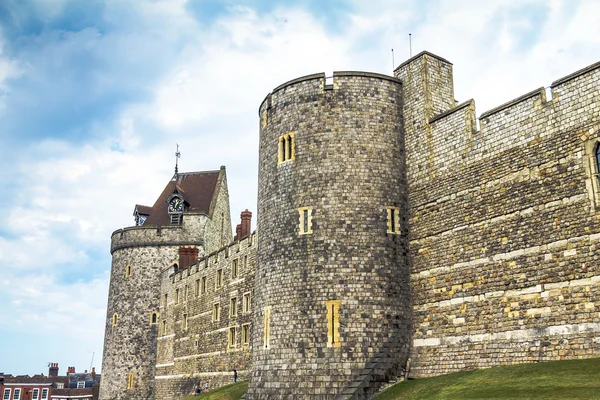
[4,376,64,384]
[134,204,153,215]
[143,169,223,226]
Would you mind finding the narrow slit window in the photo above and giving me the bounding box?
[125,264,132,277]
[230,297,238,317]
[127,372,134,389]
[242,324,250,345]
[326,300,341,348]
[201,276,207,294]
[298,207,313,235]
[162,320,167,335]
[183,313,188,330]
[112,313,118,327]
[184,285,188,302]
[216,269,223,288]
[386,206,400,234]
[228,327,236,347]
[213,303,221,322]
[595,144,600,183]
[263,306,271,349]
[243,292,251,313]
[195,279,200,296]
[232,259,238,279]
[163,294,168,308]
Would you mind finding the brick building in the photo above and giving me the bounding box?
[99,51,600,399]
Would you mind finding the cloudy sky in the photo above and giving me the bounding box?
[0,0,598,375]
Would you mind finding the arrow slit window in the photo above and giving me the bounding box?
[326,300,341,348]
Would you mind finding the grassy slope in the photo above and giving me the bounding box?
[180,381,248,400]
[375,358,600,400]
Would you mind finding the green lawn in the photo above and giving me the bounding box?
[375,358,600,400]
[180,381,248,400]
[179,359,600,400]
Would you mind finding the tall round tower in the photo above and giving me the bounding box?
[248,72,411,398]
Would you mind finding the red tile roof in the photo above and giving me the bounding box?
[142,169,223,226]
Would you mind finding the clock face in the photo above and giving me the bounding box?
[169,197,184,213]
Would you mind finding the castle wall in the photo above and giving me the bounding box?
[248,72,411,398]
[100,217,210,400]
[400,55,600,376]
[155,234,256,400]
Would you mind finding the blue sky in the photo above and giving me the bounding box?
[0,0,599,375]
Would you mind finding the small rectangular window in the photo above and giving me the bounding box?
[163,294,168,308]
[216,269,222,288]
[243,292,251,313]
[184,285,188,302]
[228,327,236,348]
[298,207,313,235]
[201,276,207,294]
[326,300,342,348]
[230,297,238,317]
[77,381,85,389]
[175,288,180,304]
[13,389,20,400]
[244,255,248,268]
[195,279,200,296]
[263,306,271,349]
[162,320,167,335]
[40,389,48,400]
[386,206,400,234]
[3,389,10,400]
[213,303,221,322]
[127,372,135,389]
[183,313,188,330]
[242,324,250,345]
[232,259,238,279]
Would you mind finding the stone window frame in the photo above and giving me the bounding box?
[228,326,237,348]
[277,132,296,164]
[125,264,132,278]
[298,206,313,235]
[242,323,250,346]
[230,297,238,318]
[232,258,239,279]
[216,269,223,289]
[386,206,401,234]
[201,276,207,294]
[213,303,221,322]
[242,291,252,313]
[326,300,341,348]
[112,313,118,327]
[263,306,272,349]
[583,136,600,212]
[150,312,158,325]
[127,372,134,390]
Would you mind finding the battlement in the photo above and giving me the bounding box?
[168,232,256,281]
[409,58,600,189]
[110,214,209,254]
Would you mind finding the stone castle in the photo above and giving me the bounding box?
[99,51,600,399]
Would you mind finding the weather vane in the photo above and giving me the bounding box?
[175,144,181,175]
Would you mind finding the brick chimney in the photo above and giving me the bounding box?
[240,209,252,239]
[179,246,199,269]
[49,363,59,377]
[68,366,75,374]
[91,367,96,381]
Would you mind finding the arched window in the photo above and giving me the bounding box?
[112,313,118,326]
[151,312,158,324]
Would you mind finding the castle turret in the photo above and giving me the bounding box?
[248,72,411,398]
[99,168,232,400]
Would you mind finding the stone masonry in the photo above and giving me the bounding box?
[100,50,600,399]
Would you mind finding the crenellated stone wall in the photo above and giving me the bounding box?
[397,53,600,377]
[155,233,256,400]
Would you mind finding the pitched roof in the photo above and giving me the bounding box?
[142,169,223,226]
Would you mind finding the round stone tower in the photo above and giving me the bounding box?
[248,72,411,398]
